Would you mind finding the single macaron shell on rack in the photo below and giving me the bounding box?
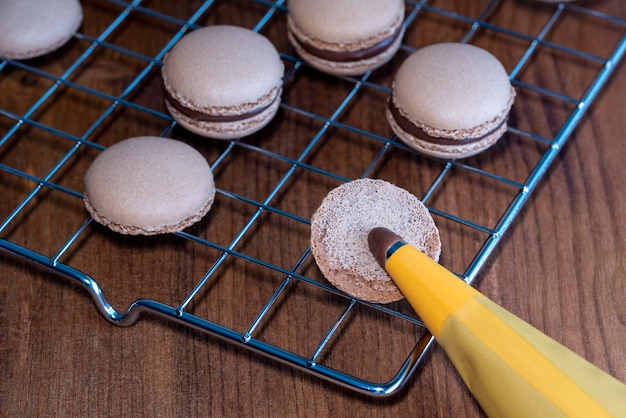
[310,178,441,304]
[0,0,83,60]
[387,43,516,159]
[162,25,284,139]
[83,136,216,235]
[287,0,405,76]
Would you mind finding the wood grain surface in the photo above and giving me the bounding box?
[1,1,625,417]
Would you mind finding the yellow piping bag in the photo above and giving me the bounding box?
[368,227,626,418]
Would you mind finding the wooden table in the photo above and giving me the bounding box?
[1,1,625,416]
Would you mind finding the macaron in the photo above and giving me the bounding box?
[287,0,405,76]
[0,0,83,60]
[161,25,284,140]
[386,43,516,159]
[84,136,216,235]
[310,178,441,304]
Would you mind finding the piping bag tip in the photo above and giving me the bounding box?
[367,227,403,268]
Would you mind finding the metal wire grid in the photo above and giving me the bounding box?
[1,0,625,396]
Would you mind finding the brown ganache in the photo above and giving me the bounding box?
[294,25,403,62]
[387,99,505,145]
[163,86,277,122]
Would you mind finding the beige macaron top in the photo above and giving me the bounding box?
[0,0,83,59]
[162,25,284,110]
[84,136,215,235]
[392,43,513,134]
[288,0,405,45]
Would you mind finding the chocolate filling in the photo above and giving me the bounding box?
[163,85,276,123]
[388,100,504,146]
[295,25,402,62]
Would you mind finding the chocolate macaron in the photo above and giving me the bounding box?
[0,0,82,60]
[84,136,216,235]
[387,43,516,159]
[162,25,284,139]
[287,0,405,76]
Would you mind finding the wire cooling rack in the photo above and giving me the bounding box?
[1,0,625,396]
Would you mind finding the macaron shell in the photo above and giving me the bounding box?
[162,25,284,109]
[0,0,82,60]
[393,43,512,133]
[310,178,441,304]
[84,137,216,235]
[288,0,405,44]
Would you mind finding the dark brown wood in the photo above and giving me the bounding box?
[1,1,625,416]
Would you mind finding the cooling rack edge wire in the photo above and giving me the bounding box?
[1,0,625,396]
